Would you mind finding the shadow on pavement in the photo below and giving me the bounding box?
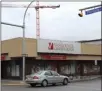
[25,84,68,88]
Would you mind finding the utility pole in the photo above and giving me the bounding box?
[22,0,35,81]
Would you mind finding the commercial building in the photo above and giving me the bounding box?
[1,37,101,80]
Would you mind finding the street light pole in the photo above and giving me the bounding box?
[22,0,35,81]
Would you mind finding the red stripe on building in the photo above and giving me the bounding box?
[41,54,67,60]
[1,55,6,60]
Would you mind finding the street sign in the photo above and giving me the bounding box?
[85,6,102,15]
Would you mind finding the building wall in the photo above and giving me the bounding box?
[25,38,37,57]
[1,38,37,57]
[1,38,102,58]
[81,43,101,55]
[1,38,22,57]
[66,55,101,60]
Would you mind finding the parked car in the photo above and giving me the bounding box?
[25,70,70,87]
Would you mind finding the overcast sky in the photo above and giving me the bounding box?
[1,2,101,41]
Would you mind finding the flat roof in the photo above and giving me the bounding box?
[2,37,102,43]
[78,39,102,43]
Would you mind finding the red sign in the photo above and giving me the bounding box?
[1,55,6,60]
[41,54,67,60]
[48,42,74,51]
[48,43,54,50]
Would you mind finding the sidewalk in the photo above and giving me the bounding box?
[69,75,101,83]
[1,80,27,86]
[1,75,101,86]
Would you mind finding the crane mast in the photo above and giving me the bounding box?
[36,1,40,39]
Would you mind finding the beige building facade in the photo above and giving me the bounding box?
[1,38,101,80]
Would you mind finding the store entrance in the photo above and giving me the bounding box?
[1,61,9,79]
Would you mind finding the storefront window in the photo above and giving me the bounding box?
[59,62,76,75]
[9,61,20,77]
[84,65,87,74]
[31,64,44,74]
[60,65,69,74]
[45,64,57,71]
[16,65,20,76]
[70,63,75,74]
[83,63,100,75]
[11,61,16,76]
[7,66,11,76]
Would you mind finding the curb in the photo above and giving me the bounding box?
[2,81,29,86]
[70,76,100,83]
[2,84,28,86]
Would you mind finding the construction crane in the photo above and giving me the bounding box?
[2,1,60,39]
[78,4,102,17]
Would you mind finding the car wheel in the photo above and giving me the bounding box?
[41,80,48,87]
[30,83,36,87]
[63,78,68,85]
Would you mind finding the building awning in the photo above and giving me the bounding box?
[38,53,102,61]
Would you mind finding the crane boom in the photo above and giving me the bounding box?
[2,3,60,9]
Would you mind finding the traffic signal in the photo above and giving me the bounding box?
[78,11,83,17]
